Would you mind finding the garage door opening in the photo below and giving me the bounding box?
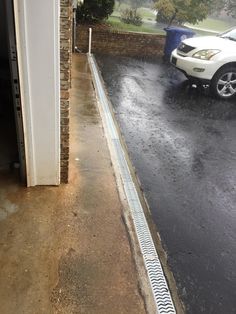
[0,0,26,183]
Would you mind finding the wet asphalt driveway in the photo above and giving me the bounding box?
[96,55,236,314]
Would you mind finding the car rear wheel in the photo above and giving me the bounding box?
[211,66,236,99]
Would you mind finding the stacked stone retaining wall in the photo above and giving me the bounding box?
[76,25,165,58]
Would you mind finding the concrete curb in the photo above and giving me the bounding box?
[88,53,177,314]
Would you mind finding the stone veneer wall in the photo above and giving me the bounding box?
[60,0,72,183]
[76,25,166,57]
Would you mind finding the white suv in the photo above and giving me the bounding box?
[171,28,236,99]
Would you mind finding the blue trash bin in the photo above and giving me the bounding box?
[164,27,195,60]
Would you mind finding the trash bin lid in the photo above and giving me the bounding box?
[164,26,195,35]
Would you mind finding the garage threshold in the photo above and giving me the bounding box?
[88,54,178,314]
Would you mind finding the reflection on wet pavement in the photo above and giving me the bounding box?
[97,55,236,314]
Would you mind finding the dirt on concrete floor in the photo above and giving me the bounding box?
[0,54,146,314]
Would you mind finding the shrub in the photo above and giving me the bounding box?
[120,8,143,26]
[76,0,115,23]
[156,10,169,24]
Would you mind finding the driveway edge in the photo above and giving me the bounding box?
[88,53,178,314]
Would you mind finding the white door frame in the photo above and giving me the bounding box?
[13,0,60,186]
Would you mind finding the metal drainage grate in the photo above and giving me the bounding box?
[88,54,176,314]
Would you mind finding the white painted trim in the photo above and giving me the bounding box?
[13,0,60,186]
[13,0,36,186]
[52,0,61,185]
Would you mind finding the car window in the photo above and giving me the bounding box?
[220,28,236,41]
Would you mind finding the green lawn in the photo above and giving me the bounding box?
[112,3,156,21]
[108,3,162,34]
[193,29,219,36]
[112,3,129,17]
[137,8,156,21]
[109,4,235,36]
[186,17,235,32]
[107,16,164,34]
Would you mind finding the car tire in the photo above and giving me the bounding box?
[210,66,236,99]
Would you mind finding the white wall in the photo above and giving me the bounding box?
[13,0,60,186]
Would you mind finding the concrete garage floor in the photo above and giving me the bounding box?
[96,55,236,314]
[0,54,146,314]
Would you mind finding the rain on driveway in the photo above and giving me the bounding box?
[97,55,236,314]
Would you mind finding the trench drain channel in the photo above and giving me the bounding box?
[88,54,176,314]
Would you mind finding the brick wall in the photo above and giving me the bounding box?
[76,25,166,58]
[60,0,72,183]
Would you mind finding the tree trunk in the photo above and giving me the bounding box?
[168,8,178,27]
